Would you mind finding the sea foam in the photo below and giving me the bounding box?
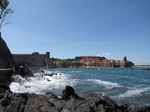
[10,71,80,95]
[10,73,65,94]
[86,79,121,89]
[118,87,150,98]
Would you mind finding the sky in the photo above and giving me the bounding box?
[1,0,150,65]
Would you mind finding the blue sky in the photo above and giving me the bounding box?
[1,0,150,65]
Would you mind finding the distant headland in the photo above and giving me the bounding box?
[55,55,134,68]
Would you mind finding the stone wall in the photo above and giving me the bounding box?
[13,52,56,68]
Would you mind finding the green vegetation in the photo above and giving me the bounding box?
[53,56,106,68]
[73,62,83,67]
[61,61,72,68]
[61,61,84,68]
[55,58,84,68]
[98,57,106,60]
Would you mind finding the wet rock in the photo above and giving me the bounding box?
[77,93,118,112]
[1,97,11,107]
[62,86,81,100]
[47,79,51,82]
[0,83,10,92]
[0,85,150,112]
[143,68,150,70]
[29,67,44,74]
[0,70,14,84]
[44,72,58,77]
[15,65,33,77]
[116,100,150,112]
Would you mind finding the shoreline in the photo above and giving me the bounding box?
[134,65,150,68]
[44,66,150,69]
[1,83,150,112]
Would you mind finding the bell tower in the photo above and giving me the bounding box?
[123,56,127,67]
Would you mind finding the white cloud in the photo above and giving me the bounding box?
[96,54,101,56]
[97,53,110,56]
[101,53,110,56]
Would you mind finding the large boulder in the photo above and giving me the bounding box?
[62,85,82,100]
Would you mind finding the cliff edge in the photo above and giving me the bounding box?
[0,33,16,83]
[0,33,15,68]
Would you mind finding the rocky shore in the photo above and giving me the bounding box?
[0,84,150,112]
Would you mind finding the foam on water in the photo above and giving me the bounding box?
[10,74,51,94]
[118,87,150,98]
[10,74,58,94]
[9,68,150,105]
[10,71,81,95]
[86,79,121,89]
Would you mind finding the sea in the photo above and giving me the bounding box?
[10,67,150,106]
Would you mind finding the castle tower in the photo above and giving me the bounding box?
[46,52,50,68]
[46,52,50,59]
[123,56,127,67]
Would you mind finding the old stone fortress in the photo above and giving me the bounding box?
[13,52,56,68]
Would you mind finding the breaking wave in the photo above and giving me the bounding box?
[118,87,150,98]
[86,79,121,89]
[9,67,150,105]
[10,72,74,95]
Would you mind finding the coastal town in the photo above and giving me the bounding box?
[55,56,134,68]
[12,52,134,68]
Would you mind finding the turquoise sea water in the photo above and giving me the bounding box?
[43,67,150,105]
[10,67,150,106]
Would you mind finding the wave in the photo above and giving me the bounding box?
[118,87,150,98]
[86,79,121,89]
[10,71,81,95]
[10,74,52,94]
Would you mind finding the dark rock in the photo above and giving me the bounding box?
[0,83,10,92]
[62,85,81,100]
[0,86,150,112]
[0,32,15,68]
[15,65,33,77]
[1,97,11,107]
[44,72,58,77]
[47,79,51,82]
[116,100,150,112]
[0,70,13,84]
[29,67,44,74]
[44,73,53,76]
[143,68,150,70]
[80,93,118,112]
[0,33,16,84]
